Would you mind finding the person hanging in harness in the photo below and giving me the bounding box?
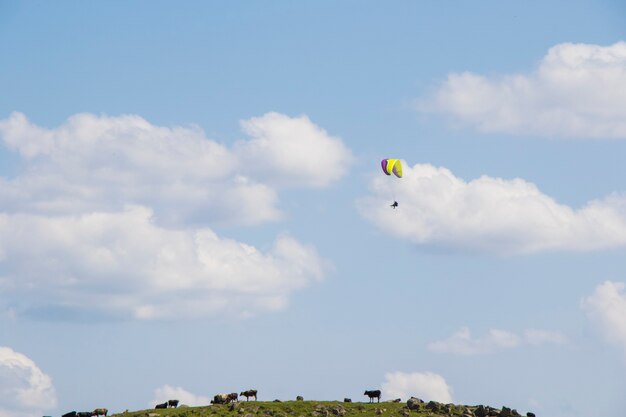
[390,201,398,209]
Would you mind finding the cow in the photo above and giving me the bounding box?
[364,390,381,403]
[240,389,258,401]
[155,401,168,409]
[168,399,179,408]
[344,398,352,403]
[212,393,230,404]
[62,412,77,417]
[77,412,93,417]
[93,408,108,416]
[227,393,239,403]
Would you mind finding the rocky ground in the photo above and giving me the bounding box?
[109,398,536,417]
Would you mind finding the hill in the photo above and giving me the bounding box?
[109,399,534,417]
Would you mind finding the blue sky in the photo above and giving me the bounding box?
[1,1,626,416]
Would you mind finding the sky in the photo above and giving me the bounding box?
[1,1,626,416]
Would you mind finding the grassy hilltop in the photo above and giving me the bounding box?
[109,399,531,417]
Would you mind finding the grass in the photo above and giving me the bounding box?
[109,400,479,417]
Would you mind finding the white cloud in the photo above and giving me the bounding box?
[428,327,566,355]
[151,384,210,407]
[582,281,626,355]
[0,206,329,320]
[357,163,626,254]
[420,41,626,138]
[0,112,276,226]
[0,112,344,320]
[381,371,453,403]
[428,327,520,355]
[235,112,354,187]
[0,346,56,417]
[0,111,352,226]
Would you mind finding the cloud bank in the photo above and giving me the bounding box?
[0,206,328,320]
[358,163,626,254]
[0,347,56,417]
[381,371,453,403]
[582,281,626,356]
[428,327,566,355]
[420,42,626,138]
[0,112,345,320]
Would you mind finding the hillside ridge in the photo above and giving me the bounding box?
[108,398,536,417]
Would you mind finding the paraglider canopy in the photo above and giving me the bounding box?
[381,159,402,178]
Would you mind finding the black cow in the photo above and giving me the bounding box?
[62,412,77,417]
[364,390,381,403]
[155,401,168,409]
[77,412,93,417]
[168,399,179,408]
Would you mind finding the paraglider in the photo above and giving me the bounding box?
[381,159,402,208]
[381,158,402,178]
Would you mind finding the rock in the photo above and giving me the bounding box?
[475,405,487,417]
[330,406,346,416]
[230,402,241,411]
[500,406,512,417]
[375,408,386,415]
[462,406,475,417]
[313,405,328,417]
[406,397,423,411]
[425,401,443,413]
[296,396,304,401]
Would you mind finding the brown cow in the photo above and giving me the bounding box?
[240,389,257,401]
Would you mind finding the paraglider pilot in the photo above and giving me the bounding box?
[390,201,398,209]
